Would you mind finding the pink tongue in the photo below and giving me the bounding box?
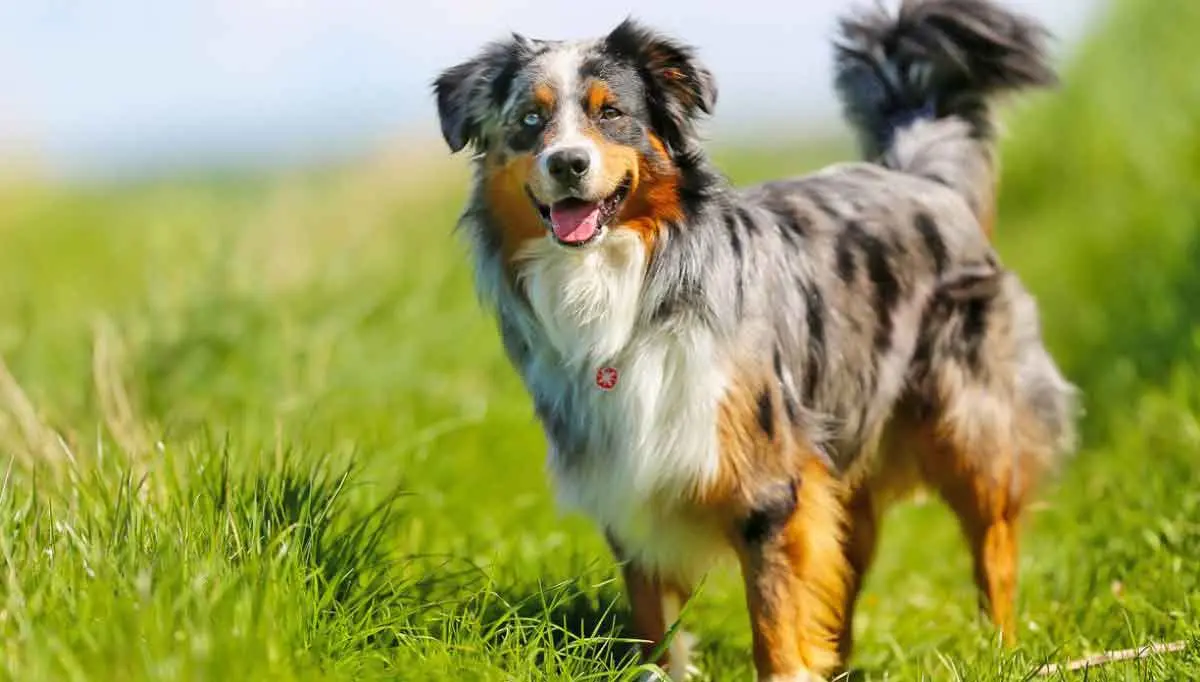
[550,202,602,243]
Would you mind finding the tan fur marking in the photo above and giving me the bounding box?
[707,375,792,506]
[576,124,681,251]
[585,81,612,117]
[483,155,544,266]
[918,428,1021,639]
[621,133,683,247]
[532,83,555,111]
[584,127,639,200]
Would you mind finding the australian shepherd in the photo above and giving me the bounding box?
[433,0,1078,678]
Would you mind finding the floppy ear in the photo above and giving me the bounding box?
[433,35,533,153]
[604,18,717,152]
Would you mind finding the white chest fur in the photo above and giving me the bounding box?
[515,230,730,582]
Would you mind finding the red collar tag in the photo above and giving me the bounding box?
[595,367,618,391]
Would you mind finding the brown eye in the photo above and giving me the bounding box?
[599,106,623,121]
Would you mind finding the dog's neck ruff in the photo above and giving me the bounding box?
[515,230,647,369]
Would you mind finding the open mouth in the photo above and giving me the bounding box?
[527,174,632,247]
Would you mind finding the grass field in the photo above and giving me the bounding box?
[1,1,1199,680]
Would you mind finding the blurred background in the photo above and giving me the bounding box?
[2,0,1101,181]
[2,1,1199,680]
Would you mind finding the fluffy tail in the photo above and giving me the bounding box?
[833,0,1056,232]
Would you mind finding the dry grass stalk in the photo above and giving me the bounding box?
[1035,640,1188,676]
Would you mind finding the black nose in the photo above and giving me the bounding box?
[546,148,591,184]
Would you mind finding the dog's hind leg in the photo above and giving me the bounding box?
[928,399,1073,639]
[917,426,1025,638]
[911,286,1077,638]
[878,393,1026,638]
[835,483,881,665]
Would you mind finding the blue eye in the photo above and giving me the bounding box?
[522,111,542,127]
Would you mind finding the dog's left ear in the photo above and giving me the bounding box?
[433,34,534,153]
[604,18,717,152]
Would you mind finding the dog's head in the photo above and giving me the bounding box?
[434,20,716,250]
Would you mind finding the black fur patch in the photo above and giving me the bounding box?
[489,55,523,109]
[914,212,947,275]
[649,296,676,323]
[768,203,812,249]
[853,223,900,353]
[652,280,705,323]
[756,389,775,439]
[675,151,721,222]
[741,479,798,545]
[962,296,990,371]
[802,186,842,221]
[722,210,745,316]
[725,210,743,258]
[836,230,858,282]
[910,299,937,372]
[506,119,543,153]
[779,221,801,248]
[802,283,826,403]
[736,206,759,235]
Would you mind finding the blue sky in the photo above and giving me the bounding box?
[0,0,1104,179]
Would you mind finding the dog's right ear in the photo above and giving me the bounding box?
[433,35,534,154]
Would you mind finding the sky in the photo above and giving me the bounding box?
[0,0,1105,180]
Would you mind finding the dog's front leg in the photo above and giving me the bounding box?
[609,537,696,680]
[734,457,848,681]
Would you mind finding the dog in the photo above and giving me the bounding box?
[433,0,1078,678]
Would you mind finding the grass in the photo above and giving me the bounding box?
[1,1,1199,679]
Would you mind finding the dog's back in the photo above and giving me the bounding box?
[705,0,1075,474]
